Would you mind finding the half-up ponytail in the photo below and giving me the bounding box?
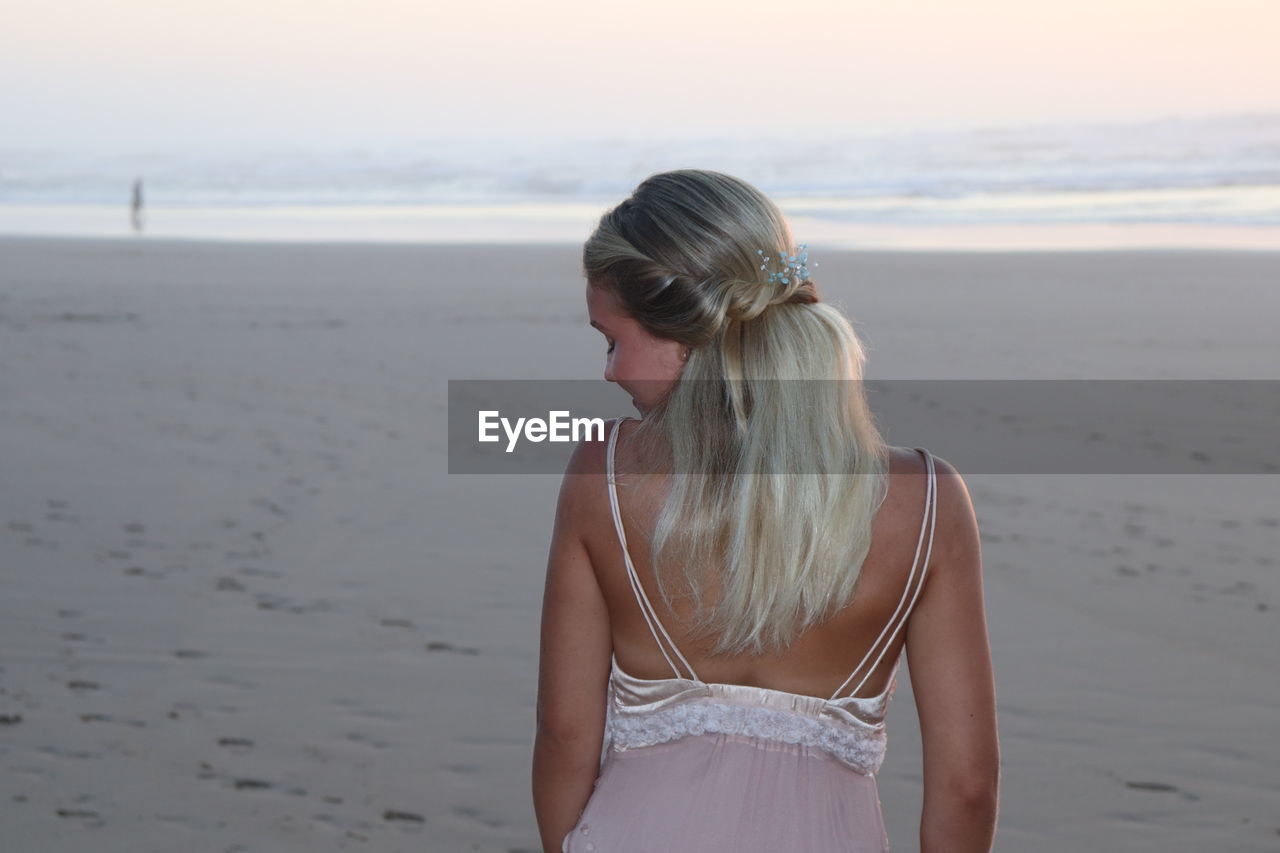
[721,272,819,325]
[583,169,889,656]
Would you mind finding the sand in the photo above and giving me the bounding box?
[1,237,1278,852]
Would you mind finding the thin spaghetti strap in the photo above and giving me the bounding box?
[829,448,938,701]
[606,417,700,682]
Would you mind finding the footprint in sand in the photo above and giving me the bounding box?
[255,593,331,614]
[237,566,281,579]
[1124,780,1177,792]
[453,804,505,828]
[39,745,101,760]
[313,812,373,834]
[215,576,246,592]
[217,737,255,751]
[345,731,392,749]
[1124,780,1200,801]
[426,641,480,655]
[252,497,288,518]
[45,509,81,523]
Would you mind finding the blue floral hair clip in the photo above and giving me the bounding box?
[756,244,816,286]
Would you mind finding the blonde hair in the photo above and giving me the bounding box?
[584,169,889,657]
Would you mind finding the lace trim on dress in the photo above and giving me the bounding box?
[607,700,888,776]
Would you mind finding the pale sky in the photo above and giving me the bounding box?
[2,0,1277,151]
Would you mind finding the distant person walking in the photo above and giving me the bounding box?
[131,178,145,233]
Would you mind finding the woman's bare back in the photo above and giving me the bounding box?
[578,417,938,702]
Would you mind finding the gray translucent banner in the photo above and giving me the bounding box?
[448,380,1280,474]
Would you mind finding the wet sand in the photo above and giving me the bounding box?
[1,237,1278,851]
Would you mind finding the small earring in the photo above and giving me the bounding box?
[680,347,691,361]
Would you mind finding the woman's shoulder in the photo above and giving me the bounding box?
[548,420,622,541]
[884,444,975,539]
[885,444,963,484]
[558,417,619,478]
[884,446,978,584]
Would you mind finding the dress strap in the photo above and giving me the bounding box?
[828,447,938,701]
[606,417,700,682]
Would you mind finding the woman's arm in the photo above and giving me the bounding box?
[532,444,613,852]
[905,457,1000,852]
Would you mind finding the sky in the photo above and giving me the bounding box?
[2,0,1278,153]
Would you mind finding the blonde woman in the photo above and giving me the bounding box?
[533,170,999,852]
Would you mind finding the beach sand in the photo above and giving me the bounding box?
[1,237,1278,851]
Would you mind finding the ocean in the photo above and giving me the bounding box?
[2,112,1278,249]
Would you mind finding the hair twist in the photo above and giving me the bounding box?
[723,276,821,326]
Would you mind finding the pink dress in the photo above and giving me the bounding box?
[562,417,939,852]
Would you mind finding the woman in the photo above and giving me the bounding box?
[533,170,999,852]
